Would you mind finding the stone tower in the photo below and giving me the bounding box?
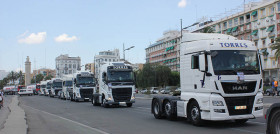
[25,56,31,86]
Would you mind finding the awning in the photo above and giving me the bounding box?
[267,25,275,32]
[251,30,258,35]
[260,27,266,30]
[227,28,232,33]
[232,27,238,32]
[251,11,257,16]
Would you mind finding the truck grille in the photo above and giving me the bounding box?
[221,81,256,94]
[55,89,62,95]
[112,88,132,102]
[224,96,255,116]
[80,89,93,99]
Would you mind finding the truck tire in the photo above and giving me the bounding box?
[152,99,163,119]
[164,100,176,120]
[235,119,248,124]
[102,98,109,108]
[92,96,99,106]
[126,103,132,107]
[189,101,203,126]
[269,109,280,134]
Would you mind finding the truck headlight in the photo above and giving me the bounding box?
[257,98,263,104]
[212,101,224,106]
[108,94,112,100]
[131,93,135,99]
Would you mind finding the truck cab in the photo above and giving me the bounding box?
[49,78,63,97]
[72,71,95,102]
[92,62,136,107]
[151,33,263,125]
[61,75,74,100]
[39,81,47,96]
[45,80,51,96]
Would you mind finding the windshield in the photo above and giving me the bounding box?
[46,84,51,89]
[107,70,134,82]
[76,76,94,85]
[65,81,73,86]
[53,82,62,88]
[41,85,46,88]
[211,50,260,75]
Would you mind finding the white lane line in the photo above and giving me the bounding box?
[135,97,152,100]
[22,104,109,134]
[247,121,266,125]
[230,128,264,134]
[134,107,150,110]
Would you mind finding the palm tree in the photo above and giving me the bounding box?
[270,37,280,60]
[202,26,214,33]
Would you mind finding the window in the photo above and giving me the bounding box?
[270,7,275,15]
[240,26,244,31]
[262,39,266,46]
[240,16,244,24]
[191,55,199,69]
[109,59,111,62]
[69,70,72,74]
[223,22,227,29]
[65,64,67,67]
[271,38,275,43]
[73,64,76,69]
[69,64,72,68]
[234,18,238,26]
[255,41,258,46]
[105,59,107,62]
[113,59,115,62]
[278,2,280,12]
[228,20,232,27]
[261,8,266,18]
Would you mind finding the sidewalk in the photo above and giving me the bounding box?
[0,95,28,134]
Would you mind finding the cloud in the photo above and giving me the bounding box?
[178,0,187,8]
[54,34,78,43]
[18,32,47,44]
[17,30,29,38]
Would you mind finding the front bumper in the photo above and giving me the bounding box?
[200,93,264,121]
[104,99,135,105]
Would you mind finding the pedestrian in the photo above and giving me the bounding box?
[0,89,3,107]
[274,79,278,96]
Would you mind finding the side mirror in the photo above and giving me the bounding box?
[74,78,76,84]
[102,72,106,82]
[199,54,206,72]
[259,55,264,71]
[134,72,137,82]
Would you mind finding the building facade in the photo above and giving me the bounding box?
[94,49,120,77]
[192,0,280,82]
[55,54,81,78]
[145,30,182,72]
[85,63,95,73]
[31,68,56,78]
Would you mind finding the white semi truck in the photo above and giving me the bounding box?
[39,81,47,96]
[49,78,63,97]
[92,62,136,108]
[151,33,264,125]
[71,71,95,102]
[45,80,51,96]
[60,75,74,100]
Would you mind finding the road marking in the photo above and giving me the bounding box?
[247,121,266,125]
[134,106,150,110]
[135,97,152,100]
[22,104,109,134]
[230,128,264,134]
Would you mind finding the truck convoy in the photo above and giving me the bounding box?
[151,33,263,125]
[71,71,95,102]
[49,78,63,97]
[92,62,136,107]
[60,75,74,100]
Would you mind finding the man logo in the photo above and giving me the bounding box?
[233,86,248,90]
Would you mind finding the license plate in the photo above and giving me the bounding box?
[235,106,247,110]
[119,102,126,105]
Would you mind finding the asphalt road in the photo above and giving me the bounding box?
[17,94,280,134]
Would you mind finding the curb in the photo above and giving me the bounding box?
[0,96,28,134]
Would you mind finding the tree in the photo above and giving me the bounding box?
[270,37,280,60]
[202,26,214,33]
[169,71,180,86]
[44,75,53,80]
[156,65,171,88]
[31,74,45,84]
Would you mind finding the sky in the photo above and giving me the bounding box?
[0,0,256,72]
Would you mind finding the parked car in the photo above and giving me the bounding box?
[18,87,33,96]
[150,87,158,94]
[264,87,280,96]
[172,87,181,96]
[141,89,148,94]
[160,89,170,94]
[266,103,280,134]
[152,89,159,94]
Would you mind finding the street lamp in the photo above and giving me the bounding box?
[180,20,199,38]
[123,43,135,61]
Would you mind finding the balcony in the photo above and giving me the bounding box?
[268,32,275,37]
[252,35,259,40]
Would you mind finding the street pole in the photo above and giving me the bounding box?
[123,43,125,61]
[181,19,183,39]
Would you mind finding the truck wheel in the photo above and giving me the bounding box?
[235,119,248,124]
[102,97,109,108]
[189,101,203,126]
[164,100,176,120]
[92,96,99,106]
[152,99,163,119]
[269,109,280,134]
[126,103,132,107]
